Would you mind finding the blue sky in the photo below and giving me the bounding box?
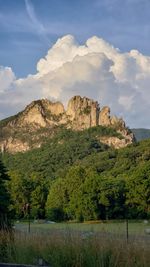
[0,0,150,77]
[1,0,150,128]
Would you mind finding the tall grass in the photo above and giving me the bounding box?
[0,229,150,267]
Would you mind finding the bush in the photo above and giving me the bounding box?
[46,208,65,222]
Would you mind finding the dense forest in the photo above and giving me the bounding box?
[1,126,150,222]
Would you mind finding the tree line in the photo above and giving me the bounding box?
[1,126,150,223]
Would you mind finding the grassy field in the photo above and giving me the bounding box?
[15,220,150,237]
[1,221,150,267]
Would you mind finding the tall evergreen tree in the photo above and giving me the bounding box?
[0,160,11,230]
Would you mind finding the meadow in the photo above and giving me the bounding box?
[15,220,150,237]
[1,220,150,267]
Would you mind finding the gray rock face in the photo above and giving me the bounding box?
[0,96,135,153]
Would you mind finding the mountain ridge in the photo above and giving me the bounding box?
[0,95,134,153]
[131,128,150,141]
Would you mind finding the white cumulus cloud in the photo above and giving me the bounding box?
[0,66,15,93]
[0,34,150,128]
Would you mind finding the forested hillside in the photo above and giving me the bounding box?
[45,138,150,221]
[1,125,150,221]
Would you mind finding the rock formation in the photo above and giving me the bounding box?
[0,138,30,154]
[99,106,111,126]
[14,99,66,129]
[66,96,100,130]
[0,96,135,153]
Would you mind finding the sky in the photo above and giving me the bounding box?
[0,0,150,128]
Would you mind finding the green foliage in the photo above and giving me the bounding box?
[45,139,150,221]
[0,160,11,229]
[46,168,127,221]
[2,126,112,219]
[1,127,150,221]
[126,162,150,218]
[7,170,50,219]
[46,207,65,222]
[3,126,113,180]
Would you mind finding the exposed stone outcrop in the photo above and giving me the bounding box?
[66,95,100,130]
[117,128,135,145]
[4,99,67,134]
[99,106,111,126]
[42,99,65,116]
[18,102,47,128]
[0,95,135,153]
[0,138,29,153]
[99,136,131,149]
[15,99,66,129]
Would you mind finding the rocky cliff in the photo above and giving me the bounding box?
[0,96,134,153]
[66,96,100,129]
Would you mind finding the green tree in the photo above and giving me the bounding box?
[46,166,86,221]
[8,170,50,219]
[67,171,101,221]
[30,172,50,219]
[46,178,67,221]
[0,160,11,230]
[126,163,150,218]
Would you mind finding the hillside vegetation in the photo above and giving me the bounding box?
[1,125,150,221]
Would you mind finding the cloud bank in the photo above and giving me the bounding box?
[0,35,150,127]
